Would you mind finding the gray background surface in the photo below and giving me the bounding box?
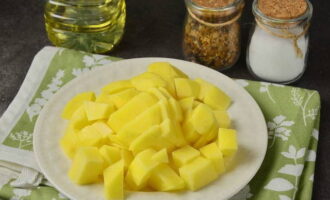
[0,0,329,199]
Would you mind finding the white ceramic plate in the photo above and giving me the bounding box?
[34,58,267,200]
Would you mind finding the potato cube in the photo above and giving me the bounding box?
[84,101,115,121]
[60,127,79,159]
[179,97,194,114]
[95,93,116,107]
[117,103,162,145]
[131,72,168,92]
[129,125,162,154]
[107,92,158,132]
[193,124,218,148]
[160,119,186,147]
[147,88,169,101]
[179,157,218,191]
[200,143,225,174]
[217,128,238,156]
[78,125,108,147]
[109,88,139,109]
[191,104,215,135]
[102,80,133,94]
[147,62,188,79]
[152,148,169,163]
[172,145,200,167]
[213,110,231,128]
[149,164,185,191]
[121,149,133,170]
[61,92,95,120]
[99,145,121,167]
[69,106,90,129]
[103,160,125,200]
[125,149,158,190]
[92,121,113,136]
[182,118,200,144]
[169,98,183,122]
[174,78,200,99]
[68,147,104,184]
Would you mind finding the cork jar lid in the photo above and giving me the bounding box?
[258,0,308,19]
[192,0,236,8]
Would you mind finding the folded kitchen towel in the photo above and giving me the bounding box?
[0,47,320,200]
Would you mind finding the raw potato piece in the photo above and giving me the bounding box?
[99,145,121,167]
[104,160,125,200]
[147,62,188,79]
[131,72,168,92]
[109,88,139,108]
[174,78,200,99]
[160,119,187,147]
[182,117,200,144]
[60,127,79,159]
[107,92,158,132]
[179,97,194,115]
[69,106,89,129]
[129,125,163,154]
[78,125,109,147]
[213,110,231,128]
[125,149,158,190]
[61,92,95,120]
[84,101,115,121]
[95,93,116,106]
[191,104,216,135]
[169,98,183,122]
[152,149,169,163]
[149,164,185,191]
[193,124,218,148]
[179,157,218,191]
[102,80,133,94]
[68,147,104,184]
[218,128,238,156]
[200,142,225,174]
[172,145,200,167]
[117,103,162,145]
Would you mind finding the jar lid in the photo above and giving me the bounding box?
[258,0,307,19]
[192,0,236,8]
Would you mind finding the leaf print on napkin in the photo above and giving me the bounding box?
[259,82,284,103]
[72,54,113,77]
[265,178,294,192]
[291,88,318,126]
[26,70,65,121]
[11,188,31,200]
[8,131,32,150]
[235,79,249,87]
[268,116,294,148]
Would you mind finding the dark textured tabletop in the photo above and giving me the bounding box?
[0,0,329,199]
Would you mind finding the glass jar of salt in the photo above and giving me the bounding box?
[246,0,313,84]
[183,0,245,70]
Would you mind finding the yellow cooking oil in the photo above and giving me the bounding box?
[44,0,126,53]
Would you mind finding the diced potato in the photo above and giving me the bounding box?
[159,100,172,120]
[172,145,200,167]
[104,160,125,200]
[191,104,215,135]
[174,78,200,99]
[193,124,218,148]
[117,103,162,145]
[109,88,139,109]
[131,72,168,92]
[182,118,200,144]
[193,100,201,108]
[213,110,231,128]
[69,106,90,129]
[61,92,95,120]
[84,101,115,121]
[217,128,238,156]
[125,149,158,190]
[179,157,218,191]
[108,135,128,149]
[147,88,168,101]
[147,62,188,79]
[196,79,231,110]
[60,127,79,159]
[158,87,174,99]
[160,119,187,147]
[92,121,113,136]
[95,93,116,106]
[68,147,104,184]
[107,92,158,132]
[129,125,162,154]
[99,145,121,167]
[179,97,194,114]
[121,149,133,170]
[78,125,108,147]
[169,98,183,122]
[152,148,169,163]
[149,164,185,191]
[102,80,133,94]
[200,143,225,174]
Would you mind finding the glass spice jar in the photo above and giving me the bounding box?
[183,0,245,71]
[246,0,313,84]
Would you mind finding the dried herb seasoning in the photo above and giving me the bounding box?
[183,0,244,70]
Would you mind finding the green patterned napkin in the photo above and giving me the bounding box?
[0,47,320,200]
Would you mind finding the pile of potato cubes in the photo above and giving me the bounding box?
[60,62,238,200]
